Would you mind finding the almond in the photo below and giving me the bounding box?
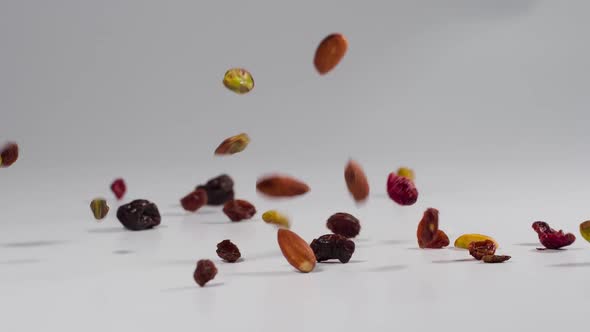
[344,159,369,202]
[314,33,348,75]
[256,175,310,197]
[277,229,316,273]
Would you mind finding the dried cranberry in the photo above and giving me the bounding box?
[110,178,126,200]
[216,240,241,262]
[469,240,497,260]
[532,221,576,249]
[194,259,218,287]
[0,142,19,168]
[310,234,355,263]
[386,173,418,206]
[116,199,161,231]
[196,174,235,206]
[180,189,208,212]
[326,212,361,238]
[222,199,256,222]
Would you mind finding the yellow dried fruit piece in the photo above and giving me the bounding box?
[214,133,250,155]
[396,167,415,181]
[580,220,590,243]
[454,234,498,249]
[222,68,254,94]
[262,210,290,229]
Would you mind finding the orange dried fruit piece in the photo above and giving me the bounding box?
[314,33,348,75]
[416,208,449,249]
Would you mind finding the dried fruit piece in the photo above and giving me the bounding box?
[216,240,241,263]
[222,199,256,222]
[277,229,316,273]
[416,208,449,249]
[256,175,310,197]
[214,133,250,155]
[454,234,498,249]
[344,159,369,202]
[482,255,511,263]
[326,212,361,238]
[262,210,290,229]
[0,142,19,168]
[579,220,590,243]
[314,33,348,75]
[90,198,109,220]
[180,189,208,212]
[532,221,576,249]
[196,174,235,206]
[386,173,418,206]
[310,234,355,263]
[223,68,254,94]
[396,167,415,181]
[469,240,497,260]
[194,259,218,287]
[110,178,126,200]
[116,199,161,231]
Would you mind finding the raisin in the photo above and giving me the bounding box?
[110,178,126,200]
[310,234,355,263]
[0,142,19,168]
[416,208,449,249]
[216,240,241,262]
[256,175,310,197]
[180,189,208,212]
[90,198,109,220]
[469,240,497,260]
[326,212,361,238]
[116,199,161,231]
[194,259,218,287]
[387,173,418,206]
[223,199,256,222]
[532,221,576,249]
[196,174,235,206]
[482,255,511,263]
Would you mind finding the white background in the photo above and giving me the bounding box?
[1,1,590,331]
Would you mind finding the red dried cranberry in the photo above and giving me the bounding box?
[196,174,235,206]
[326,212,361,238]
[222,199,256,222]
[532,221,576,249]
[194,259,218,287]
[116,199,161,231]
[216,240,241,262]
[468,240,497,260]
[0,142,19,168]
[310,234,355,263]
[110,178,126,200]
[386,173,418,206]
[180,189,208,212]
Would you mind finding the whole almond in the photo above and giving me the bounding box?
[256,175,310,197]
[314,33,348,75]
[344,159,369,202]
[277,229,316,273]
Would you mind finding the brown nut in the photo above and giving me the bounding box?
[277,229,316,273]
[314,33,348,75]
[256,175,310,197]
[344,159,369,202]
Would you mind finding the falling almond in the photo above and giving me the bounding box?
[314,33,348,75]
[277,229,316,273]
[344,159,369,202]
[256,175,310,197]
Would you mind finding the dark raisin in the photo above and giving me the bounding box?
[196,174,235,206]
[482,255,511,263]
[532,221,576,249]
[469,240,497,260]
[310,234,355,263]
[110,178,126,200]
[116,199,161,231]
[326,212,361,238]
[223,199,256,222]
[0,142,19,168]
[180,189,208,212]
[216,240,241,262]
[194,259,218,287]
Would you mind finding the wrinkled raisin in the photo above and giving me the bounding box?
[310,234,355,263]
[482,255,511,263]
[116,199,161,231]
[416,208,449,249]
[223,199,256,222]
[532,221,576,249]
[196,174,235,206]
[90,198,109,220]
[469,240,497,260]
[387,173,418,206]
[216,240,241,262]
[326,212,361,238]
[110,178,126,200]
[180,189,208,212]
[194,259,218,287]
[0,142,19,168]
